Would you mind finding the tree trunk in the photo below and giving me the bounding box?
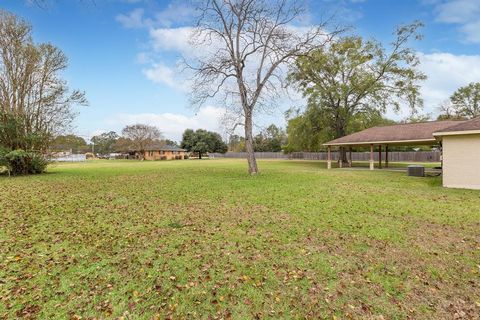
[339,147,348,164]
[199,152,202,159]
[244,113,258,175]
[335,125,348,165]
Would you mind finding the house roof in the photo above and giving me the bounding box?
[323,120,465,146]
[144,143,185,151]
[433,116,480,136]
[120,142,185,152]
[158,145,186,151]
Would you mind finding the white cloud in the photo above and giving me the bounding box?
[381,51,480,120]
[116,8,145,29]
[142,62,185,90]
[461,20,480,43]
[116,2,195,30]
[136,52,152,64]
[105,106,226,141]
[435,0,479,23]
[418,52,480,115]
[144,24,322,90]
[149,26,195,55]
[89,129,107,139]
[154,3,196,27]
[433,0,480,43]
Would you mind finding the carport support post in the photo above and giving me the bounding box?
[378,145,382,169]
[349,147,352,167]
[385,145,389,168]
[338,148,343,168]
[369,144,374,170]
[327,146,331,169]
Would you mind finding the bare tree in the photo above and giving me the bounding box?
[121,124,162,160]
[187,0,341,174]
[0,10,87,152]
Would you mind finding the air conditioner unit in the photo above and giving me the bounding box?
[407,165,425,177]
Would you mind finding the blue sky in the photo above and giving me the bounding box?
[2,0,480,141]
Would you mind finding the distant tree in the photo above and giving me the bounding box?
[121,124,162,160]
[181,129,228,159]
[228,134,245,152]
[164,139,179,147]
[254,124,286,152]
[0,10,87,153]
[180,129,196,152]
[288,24,426,163]
[114,137,132,153]
[401,113,432,123]
[51,135,87,153]
[436,101,462,121]
[284,108,395,152]
[91,131,119,155]
[188,0,340,174]
[438,83,480,120]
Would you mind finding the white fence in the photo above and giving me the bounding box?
[51,154,86,162]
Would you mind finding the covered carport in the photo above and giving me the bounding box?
[323,120,464,170]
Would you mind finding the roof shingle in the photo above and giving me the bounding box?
[433,116,480,134]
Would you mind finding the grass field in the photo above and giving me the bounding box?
[1,159,479,319]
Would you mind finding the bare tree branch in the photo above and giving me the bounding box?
[186,0,342,174]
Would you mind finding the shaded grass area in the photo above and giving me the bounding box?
[327,160,441,169]
[0,159,479,319]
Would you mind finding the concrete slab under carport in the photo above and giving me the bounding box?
[323,141,439,171]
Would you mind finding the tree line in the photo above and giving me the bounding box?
[3,2,480,175]
[50,126,230,160]
[186,0,480,169]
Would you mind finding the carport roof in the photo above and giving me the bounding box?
[323,120,465,146]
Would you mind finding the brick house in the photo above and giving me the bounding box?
[128,144,186,160]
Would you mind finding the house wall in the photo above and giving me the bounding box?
[140,150,185,160]
[442,134,480,190]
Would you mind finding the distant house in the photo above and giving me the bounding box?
[127,144,187,160]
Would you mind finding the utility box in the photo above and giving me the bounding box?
[407,165,425,177]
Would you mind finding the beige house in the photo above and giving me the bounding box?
[128,144,186,160]
[323,117,480,190]
[433,117,480,190]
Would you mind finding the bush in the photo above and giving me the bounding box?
[1,149,48,175]
[0,147,9,173]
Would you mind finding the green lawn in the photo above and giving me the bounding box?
[1,159,479,319]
